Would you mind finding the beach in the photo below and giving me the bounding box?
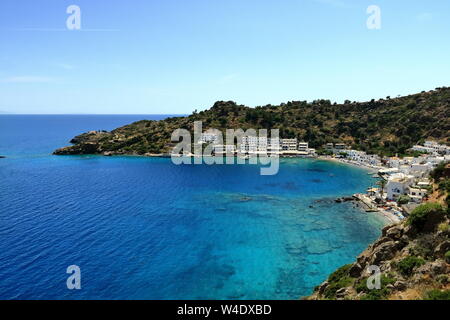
[318,156,402,224]
[317,155,381,173]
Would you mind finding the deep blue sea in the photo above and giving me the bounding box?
[0,115,385,300]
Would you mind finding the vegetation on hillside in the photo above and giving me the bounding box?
[54,87,450,156]
[430,162,450,212]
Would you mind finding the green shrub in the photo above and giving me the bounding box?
[327,264,352,283]
[424,289,450,300]
[407,202,445,230]
[438,222,449,232]
[430,161,448,181]
[445,251,450,263]
[355,278,368,294]
[317,148,333,156]
[436,274,449,285]
[409,242,433,260]
[396,256,425,276]
[356,274,396,300]
[356,274,396,293]
[323,276,353,299]
[438,179,450,193]
[446,195,450,216]
[397,195,411,205]
[323,264,354,299]
[360,288,390,300]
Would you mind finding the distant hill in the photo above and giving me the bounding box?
[54,87,450,156]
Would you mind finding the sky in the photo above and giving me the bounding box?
[0,0,449,114]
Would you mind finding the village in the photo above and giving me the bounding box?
[198,132,317,158]
[195,133,450,223]
[318,141,449,223]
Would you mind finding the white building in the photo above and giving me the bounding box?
[379,167,400,176]
[200,132,220,144]
[214,144,236,155]
[386,173,415,201]
[298,142,309,152]
[387,157,401,168]
[409,163,433,178]
[281,138,297,151]
[412,141,450,155]
[408,187,428,203]
[239,136,281,155]
[268,138,281,154]
[340,149,382,166]
[333,143,348,153]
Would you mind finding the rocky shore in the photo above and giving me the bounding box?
[307,202,450,300]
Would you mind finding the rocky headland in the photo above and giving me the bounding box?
[53,88,450,157]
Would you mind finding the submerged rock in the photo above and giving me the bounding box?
[335,196,354,203]
[306,239,332,255]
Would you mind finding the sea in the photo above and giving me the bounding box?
[0,115,386,299]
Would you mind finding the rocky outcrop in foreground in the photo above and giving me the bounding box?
[308,202,450,300]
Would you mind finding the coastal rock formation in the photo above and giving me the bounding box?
[335,196,355,203]
[54,88,450,156]
[307,203,450,300]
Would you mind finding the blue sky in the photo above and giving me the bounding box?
[0,0,449,114]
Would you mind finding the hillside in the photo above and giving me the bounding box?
[308,164,450,300]
[54,87,450,156]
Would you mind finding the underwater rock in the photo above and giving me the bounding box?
[306,239,332,254]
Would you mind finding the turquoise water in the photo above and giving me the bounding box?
[0,115,385,299]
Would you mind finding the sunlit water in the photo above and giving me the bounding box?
[0,115,386,299]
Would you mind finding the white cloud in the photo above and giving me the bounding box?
[1,76,56,83]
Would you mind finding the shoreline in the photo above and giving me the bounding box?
[319,156,402,225]
[317,155,380,173]
[352,193,401,225]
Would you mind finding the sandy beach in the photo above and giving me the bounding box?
[317,155,380,173]
[318,156,403,224]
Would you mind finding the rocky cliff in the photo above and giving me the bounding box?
[308,166,450,300]
[308,216,449,300]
